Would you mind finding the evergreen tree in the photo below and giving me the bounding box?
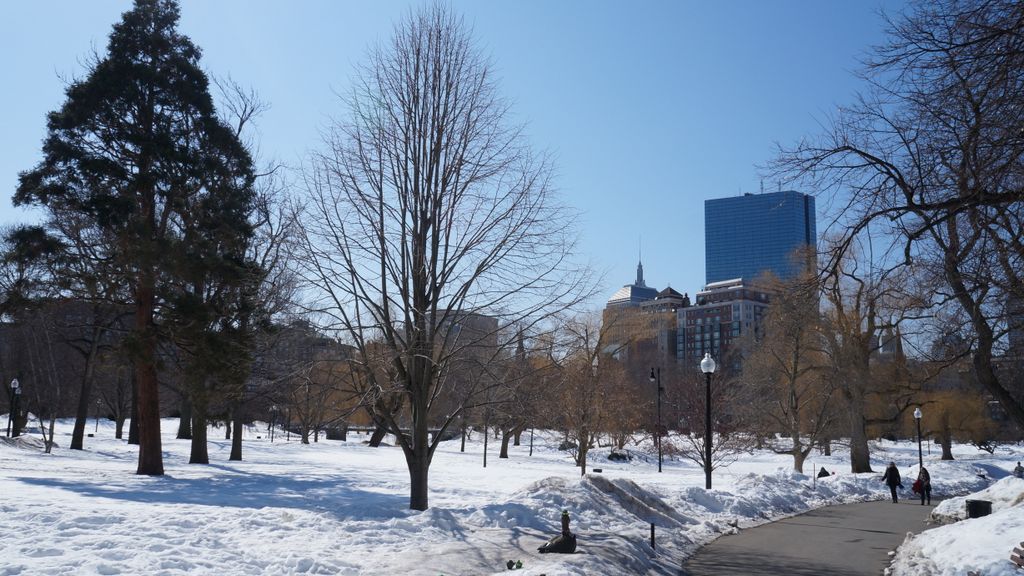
[14,0,255,475]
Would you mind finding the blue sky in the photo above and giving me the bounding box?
[0,0,902,308]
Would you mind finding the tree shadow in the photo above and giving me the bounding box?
[19,466,410,522]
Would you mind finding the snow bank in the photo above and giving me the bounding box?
[932,475,1024,522]
[889,476,1024,576]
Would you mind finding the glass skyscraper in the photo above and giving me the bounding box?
[704,190,816,285]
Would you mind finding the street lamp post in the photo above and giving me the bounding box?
[699,353,716,490]
[649,368,663,473]
[6,379,17,438]
[10,379,22,438]
[913,407,923,470]
[95,399,101,434]
[270,405,278,443]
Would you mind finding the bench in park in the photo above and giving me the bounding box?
[1012,540,1024,571]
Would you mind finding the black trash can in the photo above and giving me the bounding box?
[966,499,992,518]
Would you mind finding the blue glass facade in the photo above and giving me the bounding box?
[705,191,816,285]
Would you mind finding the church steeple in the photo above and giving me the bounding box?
[636,260,646,287]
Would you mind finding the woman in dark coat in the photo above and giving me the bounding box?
[917,467,931,505]
[881,462,902,503]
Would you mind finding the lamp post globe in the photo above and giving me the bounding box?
[913,407,923,470]
[699,353,716,490]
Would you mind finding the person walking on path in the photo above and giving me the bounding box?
[914,467,931,505]
[881,462,902,503]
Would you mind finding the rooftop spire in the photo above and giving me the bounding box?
[636,236,646,287]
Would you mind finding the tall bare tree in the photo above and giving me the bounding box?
[298,4,589,510]
[817,246,926,472]
[773,0,1024,432]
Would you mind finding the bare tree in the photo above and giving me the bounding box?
[739,275,837,472]
[297,4,590,510]
[818,246,926,472]
[95,361,133,439]
[772,0,1024,432]
[665,354,756,479]
[544,313,639,476]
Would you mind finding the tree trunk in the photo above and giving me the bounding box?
[499,429,511,459]
[821,437,832,456]
[940,415,955,460]
[793,446,806,474]
[43,415,57,454]
[189,397,209,464]
[791,430,806,473]
[115,416,125,440]
[405,392,432,511]
[460,417,467,453]
[407,449,430,511]
[849,420,872,473]
[483,419,489,468]
[225,409,232,440]
[940,433,954,460]
[368,423,387,447]
[70,330,102,451]
[578,444,588,476]
[229,414,243,461]
[513,428,522,446]
[847,388,873,473]
[134,285,163,474]
[128,374,139,445]
[177,396,192,440]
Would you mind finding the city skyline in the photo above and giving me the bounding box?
[0,0,902,306]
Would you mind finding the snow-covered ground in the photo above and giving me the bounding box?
[0,418,1020,575]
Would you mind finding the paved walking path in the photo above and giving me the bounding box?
[681,499,936,576]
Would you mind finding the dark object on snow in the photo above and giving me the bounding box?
[817,467,830,478]
[966,499,992,518]
[538,510,577,554]
[558,440,577,451]
[1010,540,1024,569]
[881,462,902,503]
[608,451,630,462]
[506,560,515,570]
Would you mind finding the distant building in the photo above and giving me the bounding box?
[601,263,688,362]
[606,261,658,308]
[677,278,771,361]
[705,190,817,285]
[872,327,905,364]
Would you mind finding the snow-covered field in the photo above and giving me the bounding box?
[0,418,1020,575]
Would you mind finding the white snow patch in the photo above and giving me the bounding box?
[1,418,1021,575]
